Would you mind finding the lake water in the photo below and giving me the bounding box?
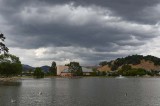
[0,77,160,106]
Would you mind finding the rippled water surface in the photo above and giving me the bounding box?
[1,78,160,106]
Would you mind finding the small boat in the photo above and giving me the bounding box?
[11,99,16,103]
[116,75,125,78]
[125,93,127,96]
[38,92,42,95]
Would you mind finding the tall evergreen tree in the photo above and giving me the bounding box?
[49,61,57,75]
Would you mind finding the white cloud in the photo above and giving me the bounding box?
[8,46,91,66]
[141,36,160,57]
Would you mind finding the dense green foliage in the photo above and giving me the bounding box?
[92,68,99,76]
[92,68,107,76]
[66,62,83,76]
[118,65,146,76]
[99,55,160,71]
[144,55,160,65]
[146,70,160,76]
[0,33,9,54]
[33,67,44,78]
[49,61,57,75]
[0,54,22,76]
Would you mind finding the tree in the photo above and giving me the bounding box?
[118,64,147,76]
[33,67,44,78]
[92,68,98,76]
[102,71,106,76]
[67,62,83,76]
[28,69,33,76]
[118,64,132,76]
[99,61,108,66]
[0,54,22,77]
[49,61,57,75]
[0,33,9,54]
[121,65,132,71]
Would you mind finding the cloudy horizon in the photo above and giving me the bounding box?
[0,0,160,67]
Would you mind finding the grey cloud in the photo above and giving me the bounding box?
[28,0,160,24]
[76,0,160,24]
[0,0,160,66]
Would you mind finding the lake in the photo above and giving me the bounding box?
[0,77,160,106]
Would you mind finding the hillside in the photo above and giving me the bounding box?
[40,66,50,73]
[22,64,34,72]
[98,55,160,72]
[22,64,50,73]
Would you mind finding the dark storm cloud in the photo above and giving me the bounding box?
[21,0,160,24]
[0,0,159,65]
[77,0,160,24]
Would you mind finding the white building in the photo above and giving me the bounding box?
[57,65,69,75]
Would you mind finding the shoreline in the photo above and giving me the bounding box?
[1,75,160,82]
[0,77,21,82]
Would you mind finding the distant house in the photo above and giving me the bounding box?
[82,67,93,76]
[60,69,73,77]
[57,65,69,75]
[57,65,74,77]
[58,65,93,76]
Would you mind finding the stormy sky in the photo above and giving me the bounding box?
[0,0,160,66]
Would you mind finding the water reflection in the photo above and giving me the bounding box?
[0,81,22,106]
[0,81,22,86]
[1,78,160,106]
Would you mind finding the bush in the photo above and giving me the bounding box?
[118,66,146,76]
[33,67,44,78]
[67,62,83,76]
